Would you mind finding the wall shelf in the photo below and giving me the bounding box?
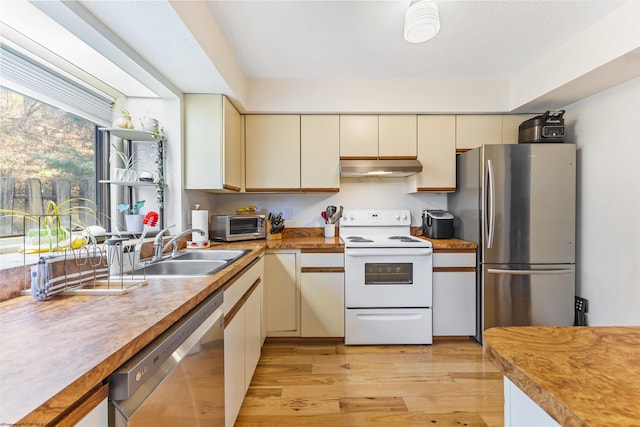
[98,128,166,231]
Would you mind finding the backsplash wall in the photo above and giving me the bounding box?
[201,179,447,229]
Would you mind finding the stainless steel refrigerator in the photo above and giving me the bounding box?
[448,144,576,342]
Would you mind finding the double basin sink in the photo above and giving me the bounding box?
[127,249,250,278]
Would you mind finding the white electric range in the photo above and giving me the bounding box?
[340,209,433,345]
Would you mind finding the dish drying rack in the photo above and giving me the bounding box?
[19,219,148,300]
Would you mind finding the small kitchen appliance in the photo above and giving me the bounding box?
[421,209,454,239]
[341,209,433,345]
[518,110,565,143]
[211,214,265,242]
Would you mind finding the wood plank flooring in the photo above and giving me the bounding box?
[235,339,504,427]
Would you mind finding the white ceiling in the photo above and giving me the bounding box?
[15,0,632,112]
[204,0,625,81]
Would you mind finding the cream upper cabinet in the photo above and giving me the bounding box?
[340,115,417,158]
[379,115,417,158]
[456,115,503,151]
[301,115,340,191]
[502,114,538,145]
[408,115,456,192]
[339,115,378,158]
[245,115,300,191]
[184,94,241,191]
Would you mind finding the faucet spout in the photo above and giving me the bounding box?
[162,228,206,258]
[152,225,176,262]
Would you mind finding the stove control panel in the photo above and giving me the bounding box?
[341,209,412,226]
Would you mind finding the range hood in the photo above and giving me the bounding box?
[340,159,423,178]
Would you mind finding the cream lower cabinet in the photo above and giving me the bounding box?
[223,258,265,427]
[264,250,300,336]
[504,378,560,427]
[300,250,345,337]
[432,249,476,337]
[409,115,456,193]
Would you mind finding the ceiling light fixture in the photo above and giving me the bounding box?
[403,0,441,43]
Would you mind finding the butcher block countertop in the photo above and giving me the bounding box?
[484,326,640,427]
[0,230,474,424]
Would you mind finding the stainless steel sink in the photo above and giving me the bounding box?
[172,249,249,261]
[124,249,250,278]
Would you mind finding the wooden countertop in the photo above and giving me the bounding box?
[484,326,640,427]
[0,231,475,424]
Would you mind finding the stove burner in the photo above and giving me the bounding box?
[388,235,419,243]
[346,236,374,243]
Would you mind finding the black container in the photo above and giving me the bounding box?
[421,210,454,239]
[518,110,565,143]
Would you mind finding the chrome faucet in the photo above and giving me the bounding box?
[152,225,176,262]
[154,228,206,260]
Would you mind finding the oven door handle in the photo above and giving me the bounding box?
[345,249,433,257]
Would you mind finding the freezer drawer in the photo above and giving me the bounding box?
[345,308,432,345]
[482,264,575,336]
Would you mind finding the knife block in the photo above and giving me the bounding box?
[266,220,283,240]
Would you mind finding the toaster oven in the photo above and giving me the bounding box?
[211,214,266,241]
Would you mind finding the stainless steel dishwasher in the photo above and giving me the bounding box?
[108,290,224,426]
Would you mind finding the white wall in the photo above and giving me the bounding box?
[563,76,640,326]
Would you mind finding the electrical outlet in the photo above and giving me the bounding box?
[283,208,293,219]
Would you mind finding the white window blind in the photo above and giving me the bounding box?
[0,44,113,125]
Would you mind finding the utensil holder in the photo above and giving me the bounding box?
[266,220,283,240]
[324,223,335,238]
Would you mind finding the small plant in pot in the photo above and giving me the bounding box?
[119,200,146,233]
[110,144,139,182]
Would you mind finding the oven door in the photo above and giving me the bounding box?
[345,247,433,308]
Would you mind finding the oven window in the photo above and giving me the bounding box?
[229,217,259,235]
[364,263,413,285]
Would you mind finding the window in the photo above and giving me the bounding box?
[0,88,99,237]
[0,45,113,241]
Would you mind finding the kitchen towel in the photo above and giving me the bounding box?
[192,209,209,243]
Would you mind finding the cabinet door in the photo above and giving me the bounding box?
[410,115,456,192]
[224,308,246,427]
[244,283,262,392]
[223,97,242,191]
[432,271,476,336]
[456,115,503,151]
[301,115,340,191]
[502,114,538,145]
[184,93,223,190]
[301,272,345,337]
[264,252,299,335]
[245,115,300,190]
[379,115,417,158]
[339,115,378,158]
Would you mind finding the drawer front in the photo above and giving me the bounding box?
[222,258,264,315]
[301,252,344,268]
[433,251,476,268]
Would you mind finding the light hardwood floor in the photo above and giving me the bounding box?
[235,339,504,427]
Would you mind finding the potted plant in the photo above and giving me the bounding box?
[112,109,134,129]
[119,200,145,232]
[0,198,100,252]
[110,143,139,182]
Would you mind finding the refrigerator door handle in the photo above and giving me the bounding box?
[487,268,574,276]
[485,159,495,248]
